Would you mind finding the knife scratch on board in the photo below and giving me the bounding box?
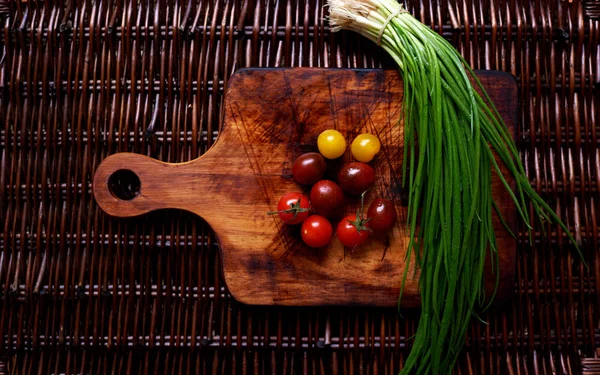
[230,101,296,256]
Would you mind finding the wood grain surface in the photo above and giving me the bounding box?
[93,68,518,307]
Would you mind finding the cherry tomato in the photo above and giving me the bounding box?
[317,129,346,159]
[301,215,333,248]
[268,192,311,225]
[292,152,327,185]
[337,162,375,195]
[367,198,397,234]
[351,133,381,163]
[337,214,371,248]
[310,180,345,218]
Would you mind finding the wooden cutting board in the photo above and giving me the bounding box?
[93,68,518,307]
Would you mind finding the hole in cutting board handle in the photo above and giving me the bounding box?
[108,169,141,201]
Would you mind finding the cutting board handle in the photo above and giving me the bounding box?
[93,153,205,218]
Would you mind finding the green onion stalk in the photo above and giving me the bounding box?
[327,1,582,374]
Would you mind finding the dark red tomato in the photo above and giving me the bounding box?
[337,214,371,248]
[292,152,327,185]
[301,215,333,248]
[337,162,375,195]
[310,180,345,218]
[367,198,398,234]
[269,192,311,225]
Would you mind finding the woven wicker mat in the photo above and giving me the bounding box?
[0,1,599,374]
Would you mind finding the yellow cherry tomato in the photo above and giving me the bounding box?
[351,133,381,163]
[317,129,346,159]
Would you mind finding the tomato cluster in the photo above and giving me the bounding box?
[269,130,398,250]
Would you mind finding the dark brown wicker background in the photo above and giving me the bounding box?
[0,0,598,374]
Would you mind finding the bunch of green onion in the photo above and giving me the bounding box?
[327,0,581,374]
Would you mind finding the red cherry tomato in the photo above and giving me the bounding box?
[337,162,375,195]
[310,180,345,218]
[292,152,327,185]
[301,215,333,248]
[269,192,311,225]
[337,214,371,248]
[367,198,398,234]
